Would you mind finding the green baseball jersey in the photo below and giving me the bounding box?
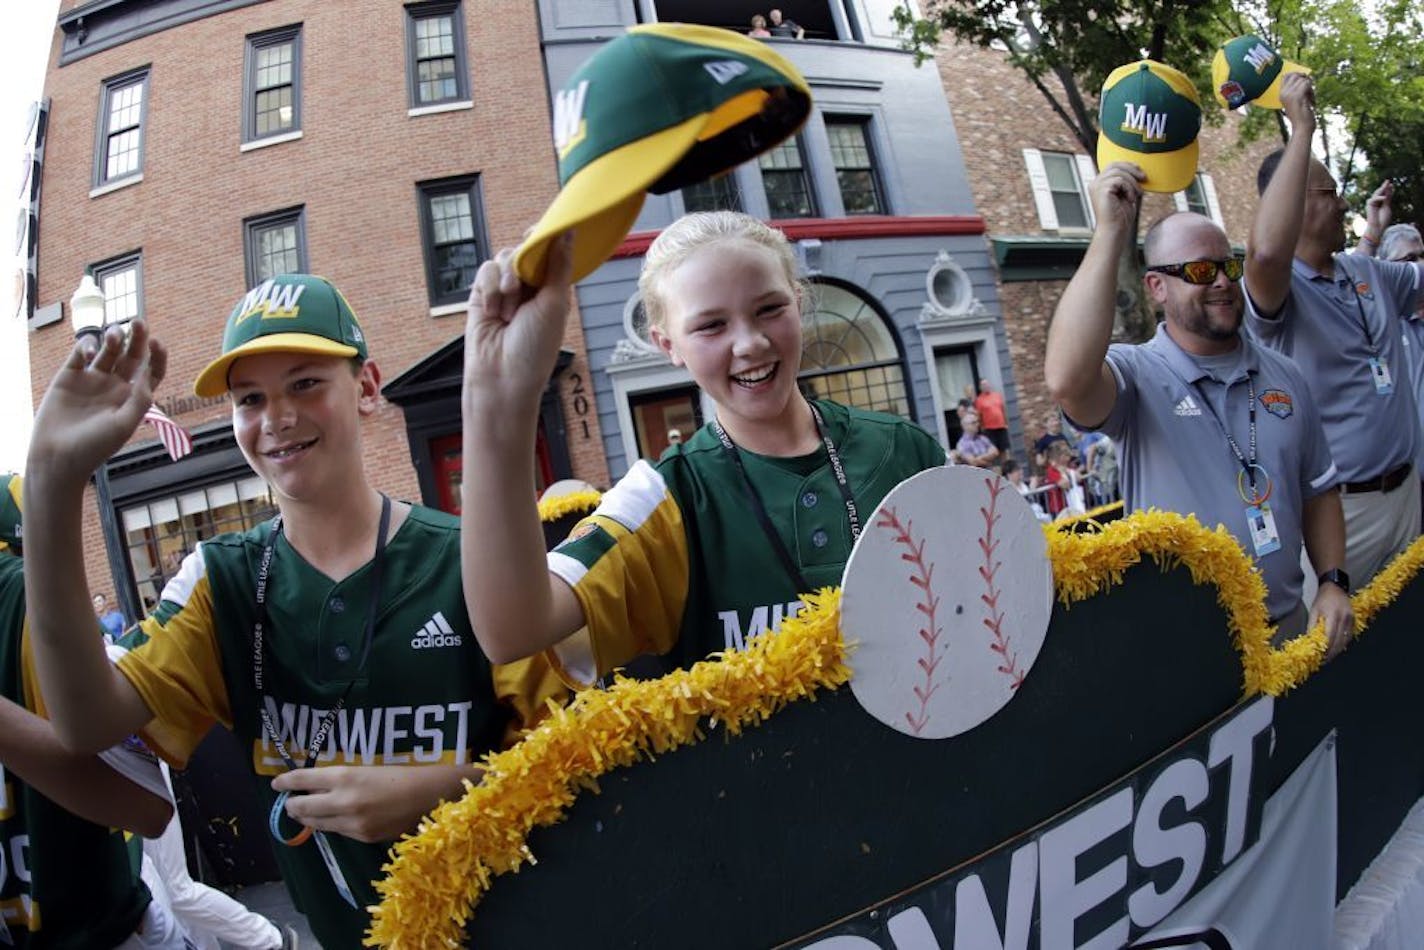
[548,400,946,679]
[0,554,151,948]
[115,504,565,948]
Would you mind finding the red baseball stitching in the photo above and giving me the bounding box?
[876,506,942,735]
[981,477,1024,689]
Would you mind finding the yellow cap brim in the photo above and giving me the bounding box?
[513,113,715,288]
[1210,50,1233,108]
[193,332,361,397]
[1097,134,1199,195]
[1252,61,1312,110]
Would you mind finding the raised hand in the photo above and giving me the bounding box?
[1278,72,1316,136]
[463,232,575,411]
[1088,162,1144,234]
[31,321,168,486]
[1365,179,1394,236]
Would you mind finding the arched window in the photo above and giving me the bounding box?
[799,281,911,418]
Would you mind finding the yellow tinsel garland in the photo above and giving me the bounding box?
[535,488,603,523]
[366,589,849,947]
[367,511,1424,947]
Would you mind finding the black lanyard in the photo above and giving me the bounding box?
[711,402,859,593]
[252,494,390,771]
[1192,374,1263,501]
[1162,346,1264,502]
[1334,260,1378,353]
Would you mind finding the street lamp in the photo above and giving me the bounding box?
[69,267,106,342]
[70,269,140,623]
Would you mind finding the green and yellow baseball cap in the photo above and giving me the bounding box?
[0,474,22,556]
[514,23,812,286]
[1096,61,1202,194]
[1212,35,1310,110]
[193,274,368,397]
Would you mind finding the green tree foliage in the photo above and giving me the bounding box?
[1355,117,1423,224]
[891,1,1238,341]
[892,0,1237,155]
[895,0,1424,334]
[1233,0,1424,220]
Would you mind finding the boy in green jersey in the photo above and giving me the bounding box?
[0,474,192,948]
[22,276,566,946]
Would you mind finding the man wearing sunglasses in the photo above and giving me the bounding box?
[1045,161,1353,657]
[1247,73,1424,591]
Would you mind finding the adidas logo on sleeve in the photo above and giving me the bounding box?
[1173,395,1203,417]
[411,611,463,649]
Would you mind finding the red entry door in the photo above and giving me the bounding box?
[430,427,554,515]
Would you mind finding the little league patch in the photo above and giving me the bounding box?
[1259,389,1294,419]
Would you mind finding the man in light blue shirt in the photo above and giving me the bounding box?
[1044,158,1353,654]
[93,592,126,642]
[1246,75,1424,587]
[1360,204,1424,531]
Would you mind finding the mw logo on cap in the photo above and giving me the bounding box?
[703,60,748,84]
[1243,42,1276,73]
[553,79,590,159]
[1116,103,1173,143]
[235,279,306,325]
[1120,103,1169,143]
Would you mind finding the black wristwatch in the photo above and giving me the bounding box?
[1318,568,1350,594]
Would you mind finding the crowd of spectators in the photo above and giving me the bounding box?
[747,9,805,39]
[949,379,1121,524]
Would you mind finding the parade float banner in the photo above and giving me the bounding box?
[370,469,1424,948]
[1136,731,1335,950]
[785,700,1336,950]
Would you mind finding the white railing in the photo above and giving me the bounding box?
[1013,470,1121,522]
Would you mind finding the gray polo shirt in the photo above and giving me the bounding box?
[1080,324,1337,622]
[1398,313,1424,474]
[1245,255,1421,483]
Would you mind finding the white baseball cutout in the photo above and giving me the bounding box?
[841,466,1054,740]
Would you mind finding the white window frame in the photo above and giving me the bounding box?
[1172,173,1225,228]
[921,322,1004,451]
[95,67,149,188]
[405,1,470,110]
[93,251,143,327]
[243,206,308,287]
[244,25,302,145]
[918,251,1000,450]
[1023,148,1096,232]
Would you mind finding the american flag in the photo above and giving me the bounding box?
[143,405,194,461]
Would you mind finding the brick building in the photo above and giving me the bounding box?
[26,2,1198,616]
[26,0,608,618]
[936,41,1277,448]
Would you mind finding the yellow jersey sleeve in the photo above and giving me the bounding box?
[19,618,40,715]
[115,551,231,769]
[490,653,570,747]
[545,460,690,680]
